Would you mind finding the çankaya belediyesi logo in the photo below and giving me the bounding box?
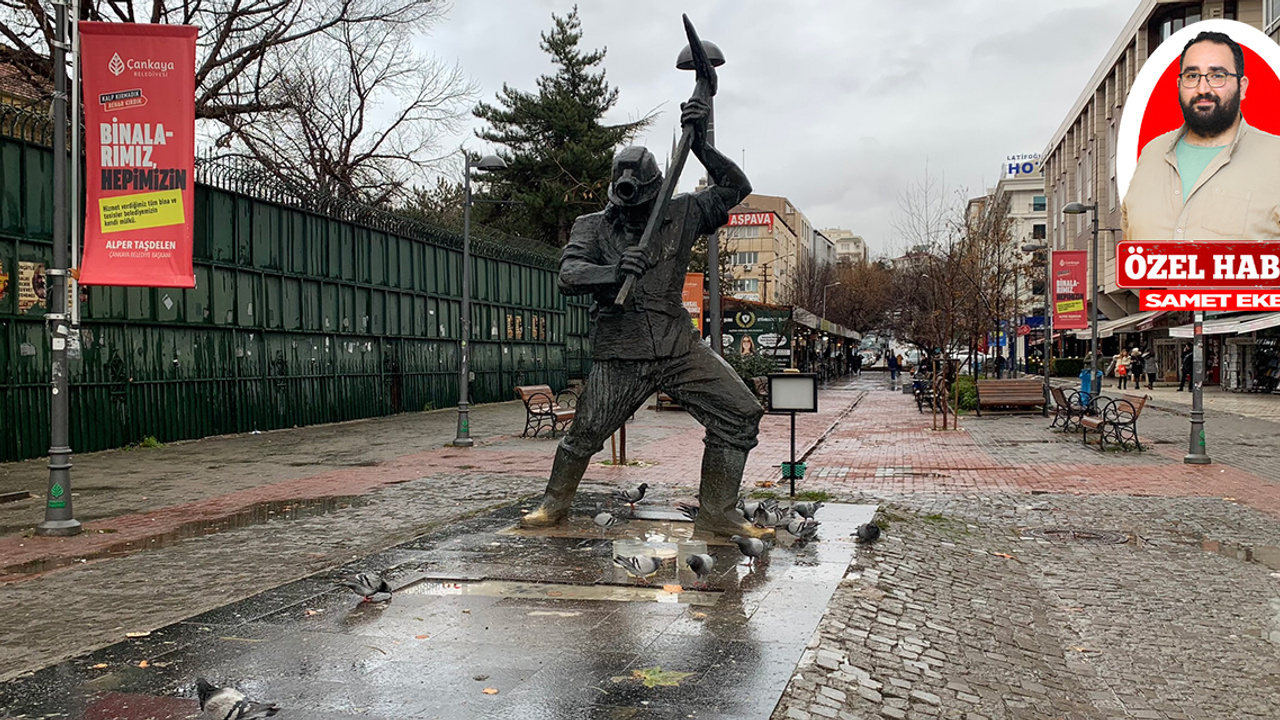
[107,52,175,78]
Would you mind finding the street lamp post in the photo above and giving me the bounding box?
[1185,311,1211,464]
[453,153,507,448]
[1022,243,1049,416]
[677,39,726,354]
[1061,202,1123,402]
[37,0,80,537]
[822,281,841,323]
[1061,202,1100,378]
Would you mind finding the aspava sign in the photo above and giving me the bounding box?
[728,212,774,229]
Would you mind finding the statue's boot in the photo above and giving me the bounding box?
[693,444,775,540]
[521,445,591,527]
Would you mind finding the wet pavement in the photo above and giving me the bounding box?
[4,373,1280,719]
[0,496,875,719]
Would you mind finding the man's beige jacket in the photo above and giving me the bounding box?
[1122,119,1280,241]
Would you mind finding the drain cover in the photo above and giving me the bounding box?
[1020,528,1130,544]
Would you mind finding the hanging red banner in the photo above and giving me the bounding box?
[1051,250,1089,330]
[79,22,197,288]
[682,273,705,333]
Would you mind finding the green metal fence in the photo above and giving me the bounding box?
[0,110,592,462]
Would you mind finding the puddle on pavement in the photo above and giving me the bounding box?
[1200,538,1280,572]
[1,495,370,579]
[0,496,878,720]
[401,577,721,606]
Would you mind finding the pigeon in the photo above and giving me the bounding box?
[616,483,649,507]
[790,501,824,519]
[676,502,699,521]
[594,509,628,528]
[785,516,821,541]
[853,523,882,544]
[729,535,767,565]
[613,554,662,582]
[336,571,392,603]
[196,678,279,719]
[738,498,777,522]
[752,502,786,529]
[685,553,714,586]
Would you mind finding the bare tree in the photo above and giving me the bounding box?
[779,253,835,314]
[1,0,472,201]
[217,22,475,204]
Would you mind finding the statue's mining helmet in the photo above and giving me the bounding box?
[608,147,662,207]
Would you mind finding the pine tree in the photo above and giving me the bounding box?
[473,6,653,247]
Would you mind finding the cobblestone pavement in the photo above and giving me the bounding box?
[769,376,1280,720]
[4,372,1280,719]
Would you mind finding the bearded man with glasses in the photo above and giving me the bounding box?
[1122,31,1280,241]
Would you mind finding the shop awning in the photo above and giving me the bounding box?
[1135,310,1169,332]
[792,307,861,340]
[1168,312,1280,338]
[1095,310,1163,339]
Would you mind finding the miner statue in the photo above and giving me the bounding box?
[521,17,771,539]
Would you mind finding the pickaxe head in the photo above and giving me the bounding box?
[678,14,719,99]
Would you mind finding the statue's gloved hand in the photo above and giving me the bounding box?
[618,246,650,280]
[681,98,709,148]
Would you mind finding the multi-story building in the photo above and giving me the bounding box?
[1041,0,1277,385]
[719,204,800,304]
[992,159,1048,369]
[824,228,868,265]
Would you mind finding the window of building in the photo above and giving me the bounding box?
[734,279,759,293]
[1268,0,1280,32]
[1032,224,1046,240]
[1032,195,1046,212]
[1148,4,1202,49]
[734,251,759,266]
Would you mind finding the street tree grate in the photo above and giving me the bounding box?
[1020,527,1131,544]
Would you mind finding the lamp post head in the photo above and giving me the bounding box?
[471,154,507,172]
[1061,201,1092,215]
[677,40,726,70]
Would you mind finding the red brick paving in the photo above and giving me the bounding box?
[6,384,1280,582]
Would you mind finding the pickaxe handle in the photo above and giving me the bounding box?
[614,15,717,307]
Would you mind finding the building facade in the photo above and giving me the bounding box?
[824,228,868,265]
[1041,0,1280,388]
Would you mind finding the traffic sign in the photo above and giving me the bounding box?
[1017,324,1031,336]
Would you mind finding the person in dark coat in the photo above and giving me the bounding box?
[1178,344,1194,391]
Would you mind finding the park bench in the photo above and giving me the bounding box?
[656,392,683,411]
[975,379,1045,416]
[1049,386,1090,432]
[1080,393,1149,451]
[515,385,577,438]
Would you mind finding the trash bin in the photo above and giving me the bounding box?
[1079,369,1104,408]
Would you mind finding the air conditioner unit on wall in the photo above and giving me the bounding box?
[743,264,753,272]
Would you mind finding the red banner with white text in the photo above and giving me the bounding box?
[79,22,197,287]
[1051,251,1089,330]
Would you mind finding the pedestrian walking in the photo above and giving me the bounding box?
[1144,347,1159,390]
[852,352,862,377]
[1116,350,1131,390]
[1127,348,1144,391]
[888,353,900,386]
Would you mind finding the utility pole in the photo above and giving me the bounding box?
[38,0,80,536]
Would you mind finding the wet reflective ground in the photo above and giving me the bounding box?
[0,497,876,719]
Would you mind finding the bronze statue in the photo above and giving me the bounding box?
[522,17,770,539]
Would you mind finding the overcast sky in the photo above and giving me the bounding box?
[422,0,1136,257]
